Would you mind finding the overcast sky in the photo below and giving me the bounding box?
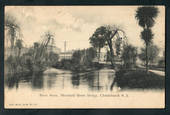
[5,6,165,54]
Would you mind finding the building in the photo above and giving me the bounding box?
[59,51,74,61]
[46,45,61,54]
[93,51,122,64]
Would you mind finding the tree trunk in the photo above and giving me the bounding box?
[146,44,149,73]
[98,47,100,62]
[10,29,15,56]
[107,39,115,68]
[18,48,21,57]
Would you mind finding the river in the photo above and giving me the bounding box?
[5,67,118,92]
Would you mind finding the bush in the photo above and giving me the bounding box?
[121,45,137,69]
[115,69,165,89]
[158,59,165,68]
[57,59,73,70]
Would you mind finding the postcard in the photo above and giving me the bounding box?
[4,6,165,108]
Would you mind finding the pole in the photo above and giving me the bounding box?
[64,41,66,59]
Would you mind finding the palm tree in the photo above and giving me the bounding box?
[135,6,159,73]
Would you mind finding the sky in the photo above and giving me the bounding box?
[5,6,165,55]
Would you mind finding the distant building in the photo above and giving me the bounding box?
[59,51,74,61]
[93,51,122,64]
[46,45,61,54]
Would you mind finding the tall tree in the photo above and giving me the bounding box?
[135,6,159,73]
[5,13,20,53]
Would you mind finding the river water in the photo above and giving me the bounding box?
[5,67,117,92]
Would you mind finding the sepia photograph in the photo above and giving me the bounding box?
[4,6,165,108]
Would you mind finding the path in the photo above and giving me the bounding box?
[149,69,165,76]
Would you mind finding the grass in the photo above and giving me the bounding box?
[115,69,165,89]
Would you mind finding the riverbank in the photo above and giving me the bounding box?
[114,69,165,89]
[53,62,112,73]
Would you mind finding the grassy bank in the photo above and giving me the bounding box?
[115,69,165,89]
[53,59,107,73]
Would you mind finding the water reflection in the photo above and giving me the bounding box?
[71,75,80,88]
[5,68,115,91]
[31,74,44,89]
[5,75,19,89]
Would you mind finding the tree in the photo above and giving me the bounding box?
[121,45,138,69]
[139,44,160,66]
[15,39,23,57]
[135,6,159,73]
[90,28,106,61]
[5,13,20,54]
[72,50,82,65]
[90,25,126,67]
[84,47,97,66]
[47,52,59,66]
[72,47,97,67]
[34,42,40,49]
[34,31,55,61]
[115,37,123,57]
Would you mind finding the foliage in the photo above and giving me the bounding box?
[72,47,97,69]
[135,6,159,28]
[89,30,106,49]
[5,56,17,73]
[83,47,97,66]
[89,28,106,60]
[34,42,40,49]
[15,39,23,49]
[121,45,137,68]
[115,37,123,56]
[5,39,60,75]
[45,52,59,66]
[5,55,32,74]
[56,47,97,72]
[139,44,160,64]
[158,59,165,68]
[59,59,73,70]
[15,39,23,57]
[71,50,83,65]
[140,28,153,45]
